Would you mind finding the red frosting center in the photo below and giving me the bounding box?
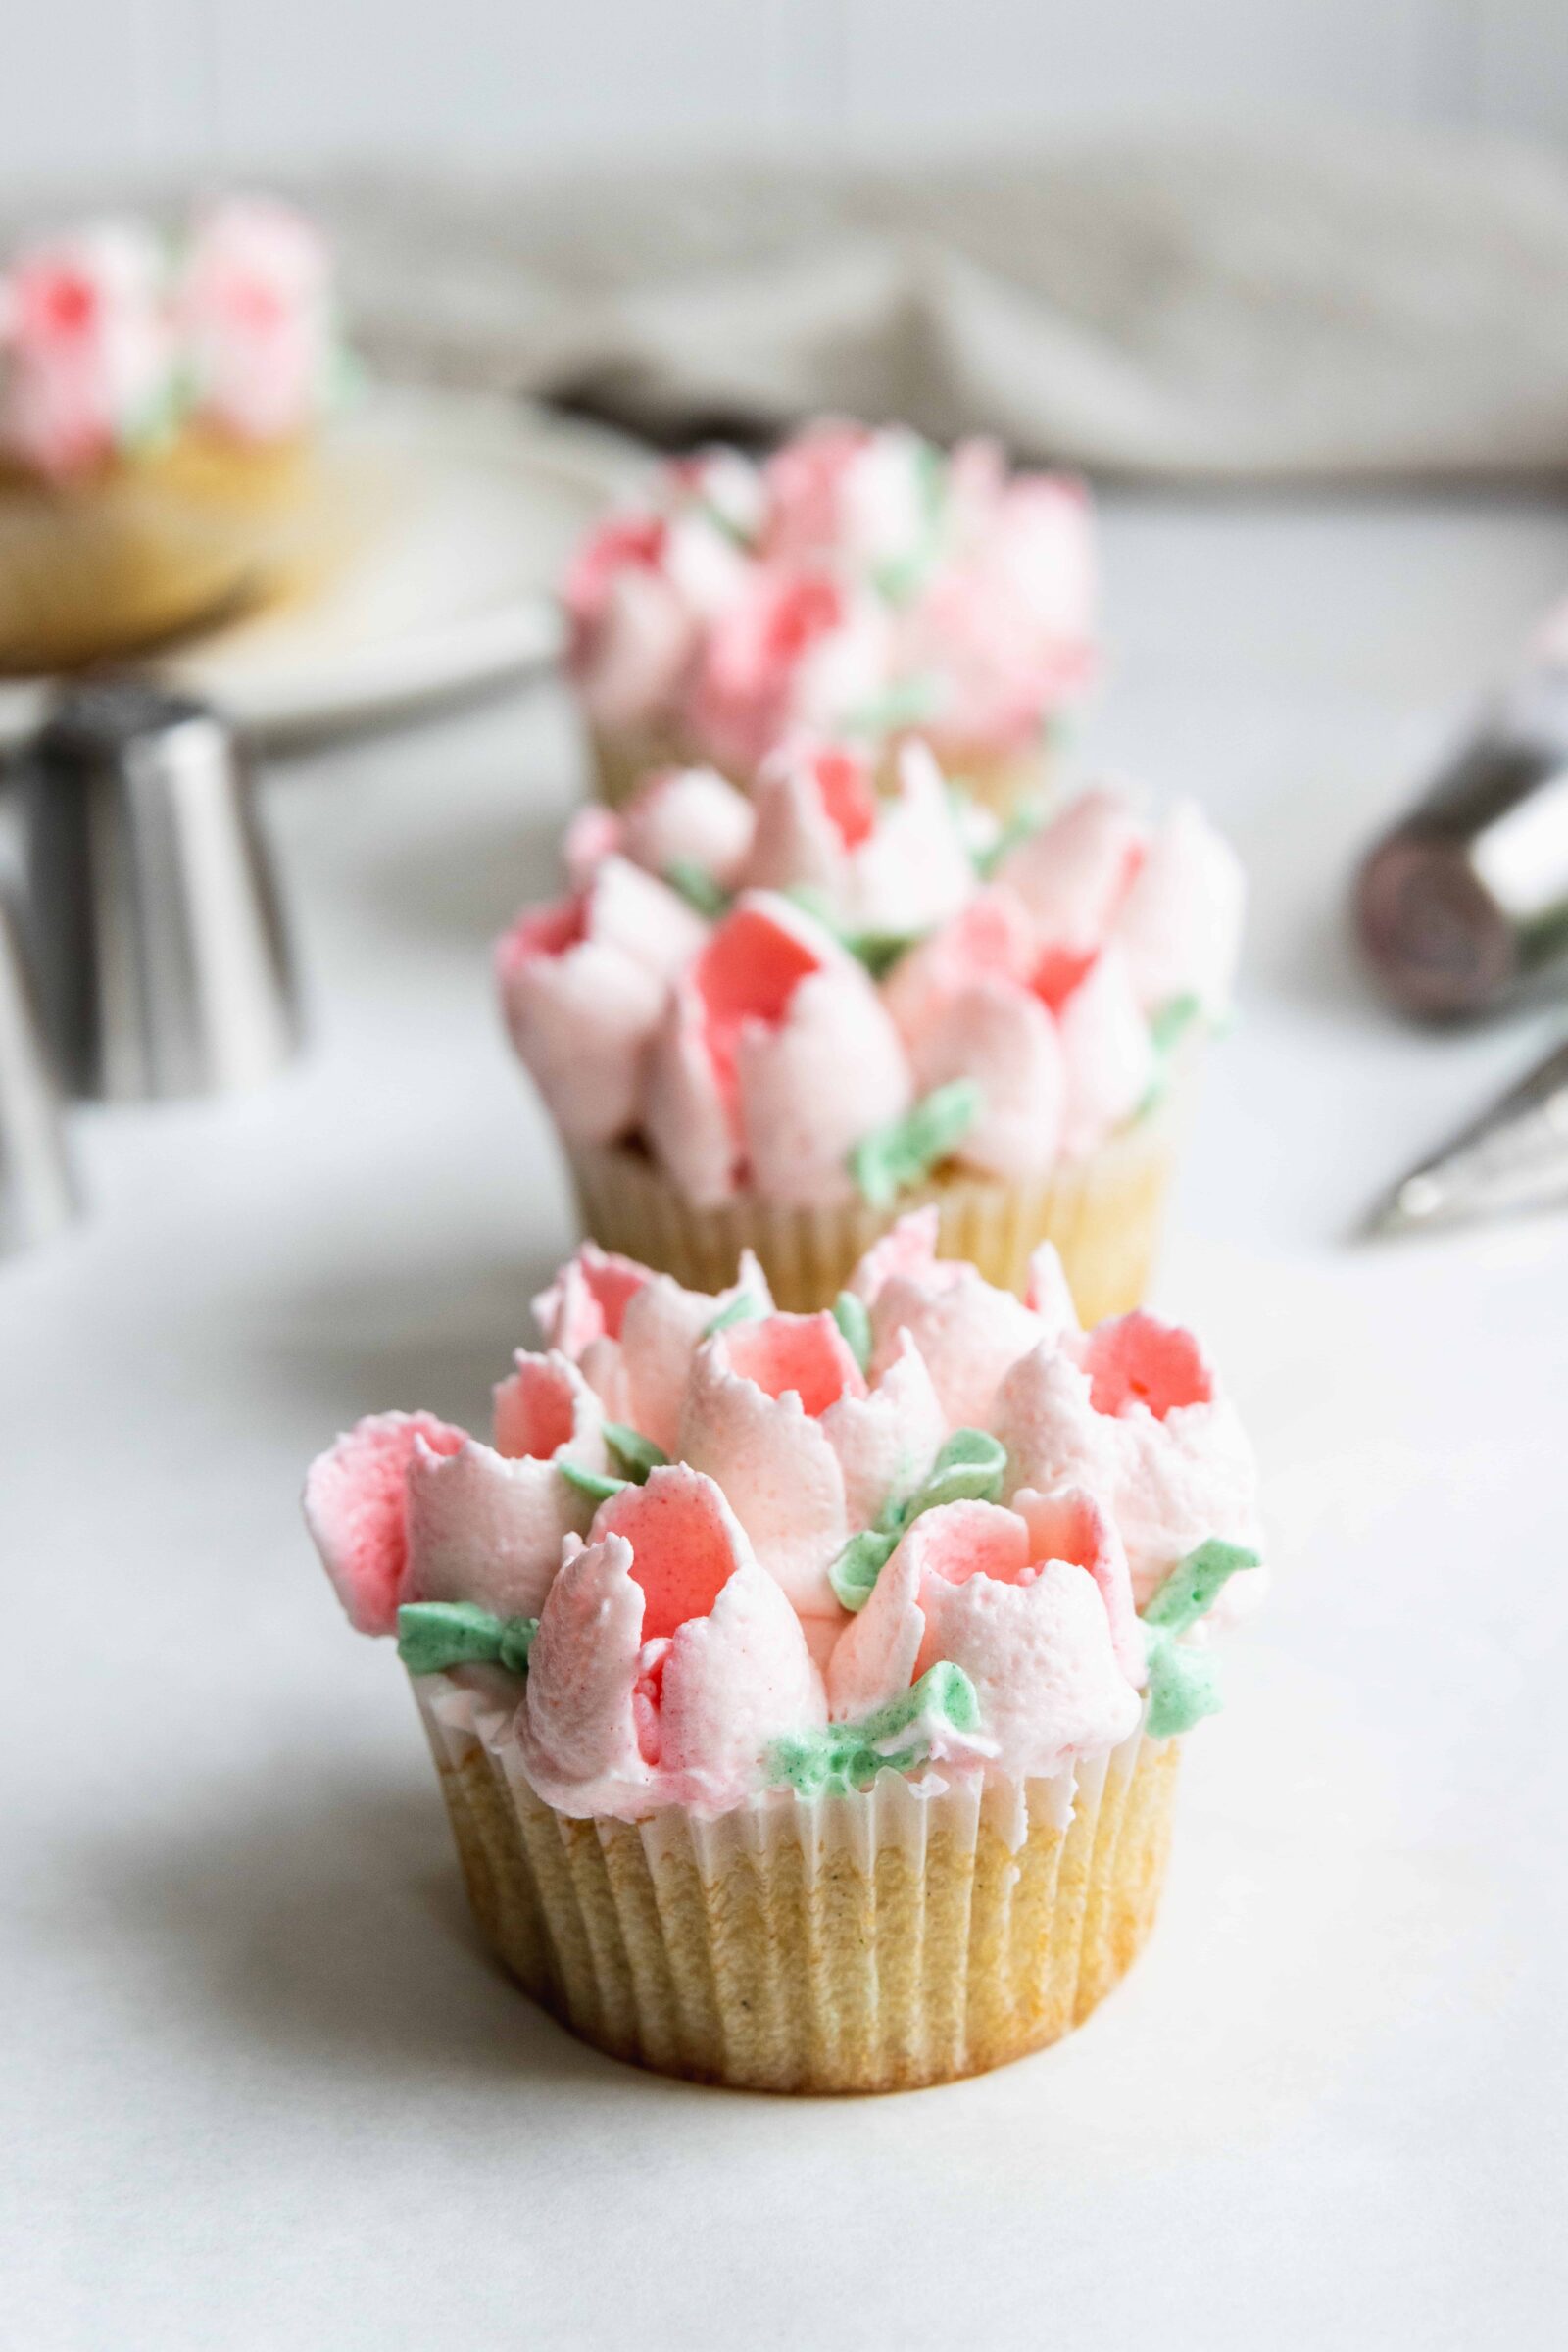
[1084,1314,1212,1419]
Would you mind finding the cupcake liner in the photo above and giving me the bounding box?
[0,435,366,675]
[565,1082,1184,1322]
[416,1670,1180,2093]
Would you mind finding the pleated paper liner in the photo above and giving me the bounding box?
[0,436,371,674]
[416,1671,1180,2093]
[585,719,1057,820]
[566,1087,1181,1324]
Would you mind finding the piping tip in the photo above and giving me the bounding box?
[1359,1034,1568,1241]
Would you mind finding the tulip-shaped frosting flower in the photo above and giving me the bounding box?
[884,884,1152,1178]
[684,564,894,777]
[496,856,707,1146]
[679,1306,945,1619]
[848,1206,1075,1430]
[532,1242,772,1456]
[564,764,757,899]
[644,892,911,1205]
[519,1465,825,1816]
[178,196,335,444]
[742,737,974,939]
[304,1351,608,1635]
[0,220,172,479]
[827,1489,1143,1781]
[993,1311,1260,1606]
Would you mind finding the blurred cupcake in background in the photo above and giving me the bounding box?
[498,737,1244,1320]
[563,421,1096,814]
[0,195,351,674]
[304,1230,1263,2092]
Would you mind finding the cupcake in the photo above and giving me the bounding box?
[497,741,1244,1321]
[303,1229,1262,2092]
[563,422,1096,814]
[0,195,348,674]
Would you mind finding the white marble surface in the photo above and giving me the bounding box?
[6,492,1568,2350]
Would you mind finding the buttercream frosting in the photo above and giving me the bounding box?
[564,418,1096,769]
[0,195,342,482]
[306,1224,1262,1820]
[502,760,1244,1207]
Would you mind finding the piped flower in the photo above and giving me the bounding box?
[496,856,707,1146]
[683,563,894,776]
[993,1312,1261,1605]
[518,1464,825,1816]
[304,1352,608,1635]
[827,1489,1142,1780]
[178,195,335,445]
[643,892,910,1205]
[532,1242,773,1455]
[743,735,973,940]
[678,1307,945,1618]
[565,763,757,901]
[0,220,172,480]
[848,1207,1071,1428]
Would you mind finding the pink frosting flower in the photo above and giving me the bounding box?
[643,892,910,1204]
[1111,799,1247,1017]
[993,1312,1261,1605]
[518,1464,825,1816]
[884,880,1152,1177]
[762,420,936,578]
[826,1489,1142,1776]
[679,1307,945,1619]
[994,787,1149,948]
[304,1352,608,1635]
[683,563,893,775]
[848,1207,1074,1429]
[178,196,334,444]
[897,472,1096,747]
[563,514,698,733]
[0,220,172,480]
[532,1242,773,1455]
[497,856,706,1146]
[742,736,974,937]
[567,763,757,895]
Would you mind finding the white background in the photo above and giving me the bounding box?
[11,1,1568,187]
[6,481,1568,2348]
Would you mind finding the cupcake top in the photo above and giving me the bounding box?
[305,1222,1262,1820]
[563,422,1096,769]
[0,195,341,482]
[497,744,1245,1206]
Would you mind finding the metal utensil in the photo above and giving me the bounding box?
[1362,1033,1568,1239]
[20,680,299,1101]
[0,884,77,1252]
[1355,663,1568,1020]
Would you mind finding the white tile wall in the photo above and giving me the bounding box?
[0,0,1559,189]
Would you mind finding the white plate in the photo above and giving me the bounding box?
[0,388,649,749]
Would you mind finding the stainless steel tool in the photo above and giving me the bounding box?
[1362,1032,1568,1239]
[20,681,299,1101]
[0,884,77,1253]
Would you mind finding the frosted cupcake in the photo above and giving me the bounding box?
[0,196,347,673]
[564,421,1096,814]
[498,741,1244,1321]
[304,1227,1262,2092]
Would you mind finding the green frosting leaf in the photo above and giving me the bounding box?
[664,860,732,920]
[1143,1538,1259,1634]
[1140,1539,1260,1740]
[826,1427,1005,1611]
[603,1423,668,1484]
[831,1289,872,1375]
[1149,991,1203,1058]
[850,1080,983,1210]
[397,1601,539,1678]
[782,885,922,980]
[828,1527,898,1613]
[769,1661,982,1797]
[558,1459,629,1505]
[702,1290,761,1340]
[840,673,944,737]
